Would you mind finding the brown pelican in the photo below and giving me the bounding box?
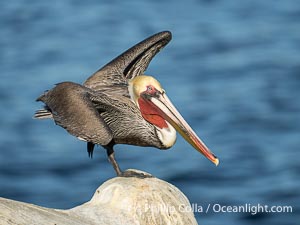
[35,31,219,176]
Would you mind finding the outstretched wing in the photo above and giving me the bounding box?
[36,82,113,146]
[84,31,172,92]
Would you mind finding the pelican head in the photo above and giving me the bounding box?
[129,75,219,166]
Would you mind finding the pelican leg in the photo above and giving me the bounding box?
[105,145,122,176]
[104,142,152,178]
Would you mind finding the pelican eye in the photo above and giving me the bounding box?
[145,85,162,98]
[146,85,157,94]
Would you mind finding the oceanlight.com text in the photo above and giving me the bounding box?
[135,203,293,215]
[180,203,293,215]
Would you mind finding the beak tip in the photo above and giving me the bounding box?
[213,157,219,166]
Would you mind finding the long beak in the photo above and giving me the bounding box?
[150,92,219,166]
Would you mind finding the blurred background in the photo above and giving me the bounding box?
[0,0,299,224]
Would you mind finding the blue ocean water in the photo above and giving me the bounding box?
[0,1,299,224]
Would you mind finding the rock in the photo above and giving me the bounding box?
[0,169,198,225]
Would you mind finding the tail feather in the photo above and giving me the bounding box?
[34,109,53,119]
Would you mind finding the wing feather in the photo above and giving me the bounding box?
[36,82,113,146]
[84,31,172,92]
